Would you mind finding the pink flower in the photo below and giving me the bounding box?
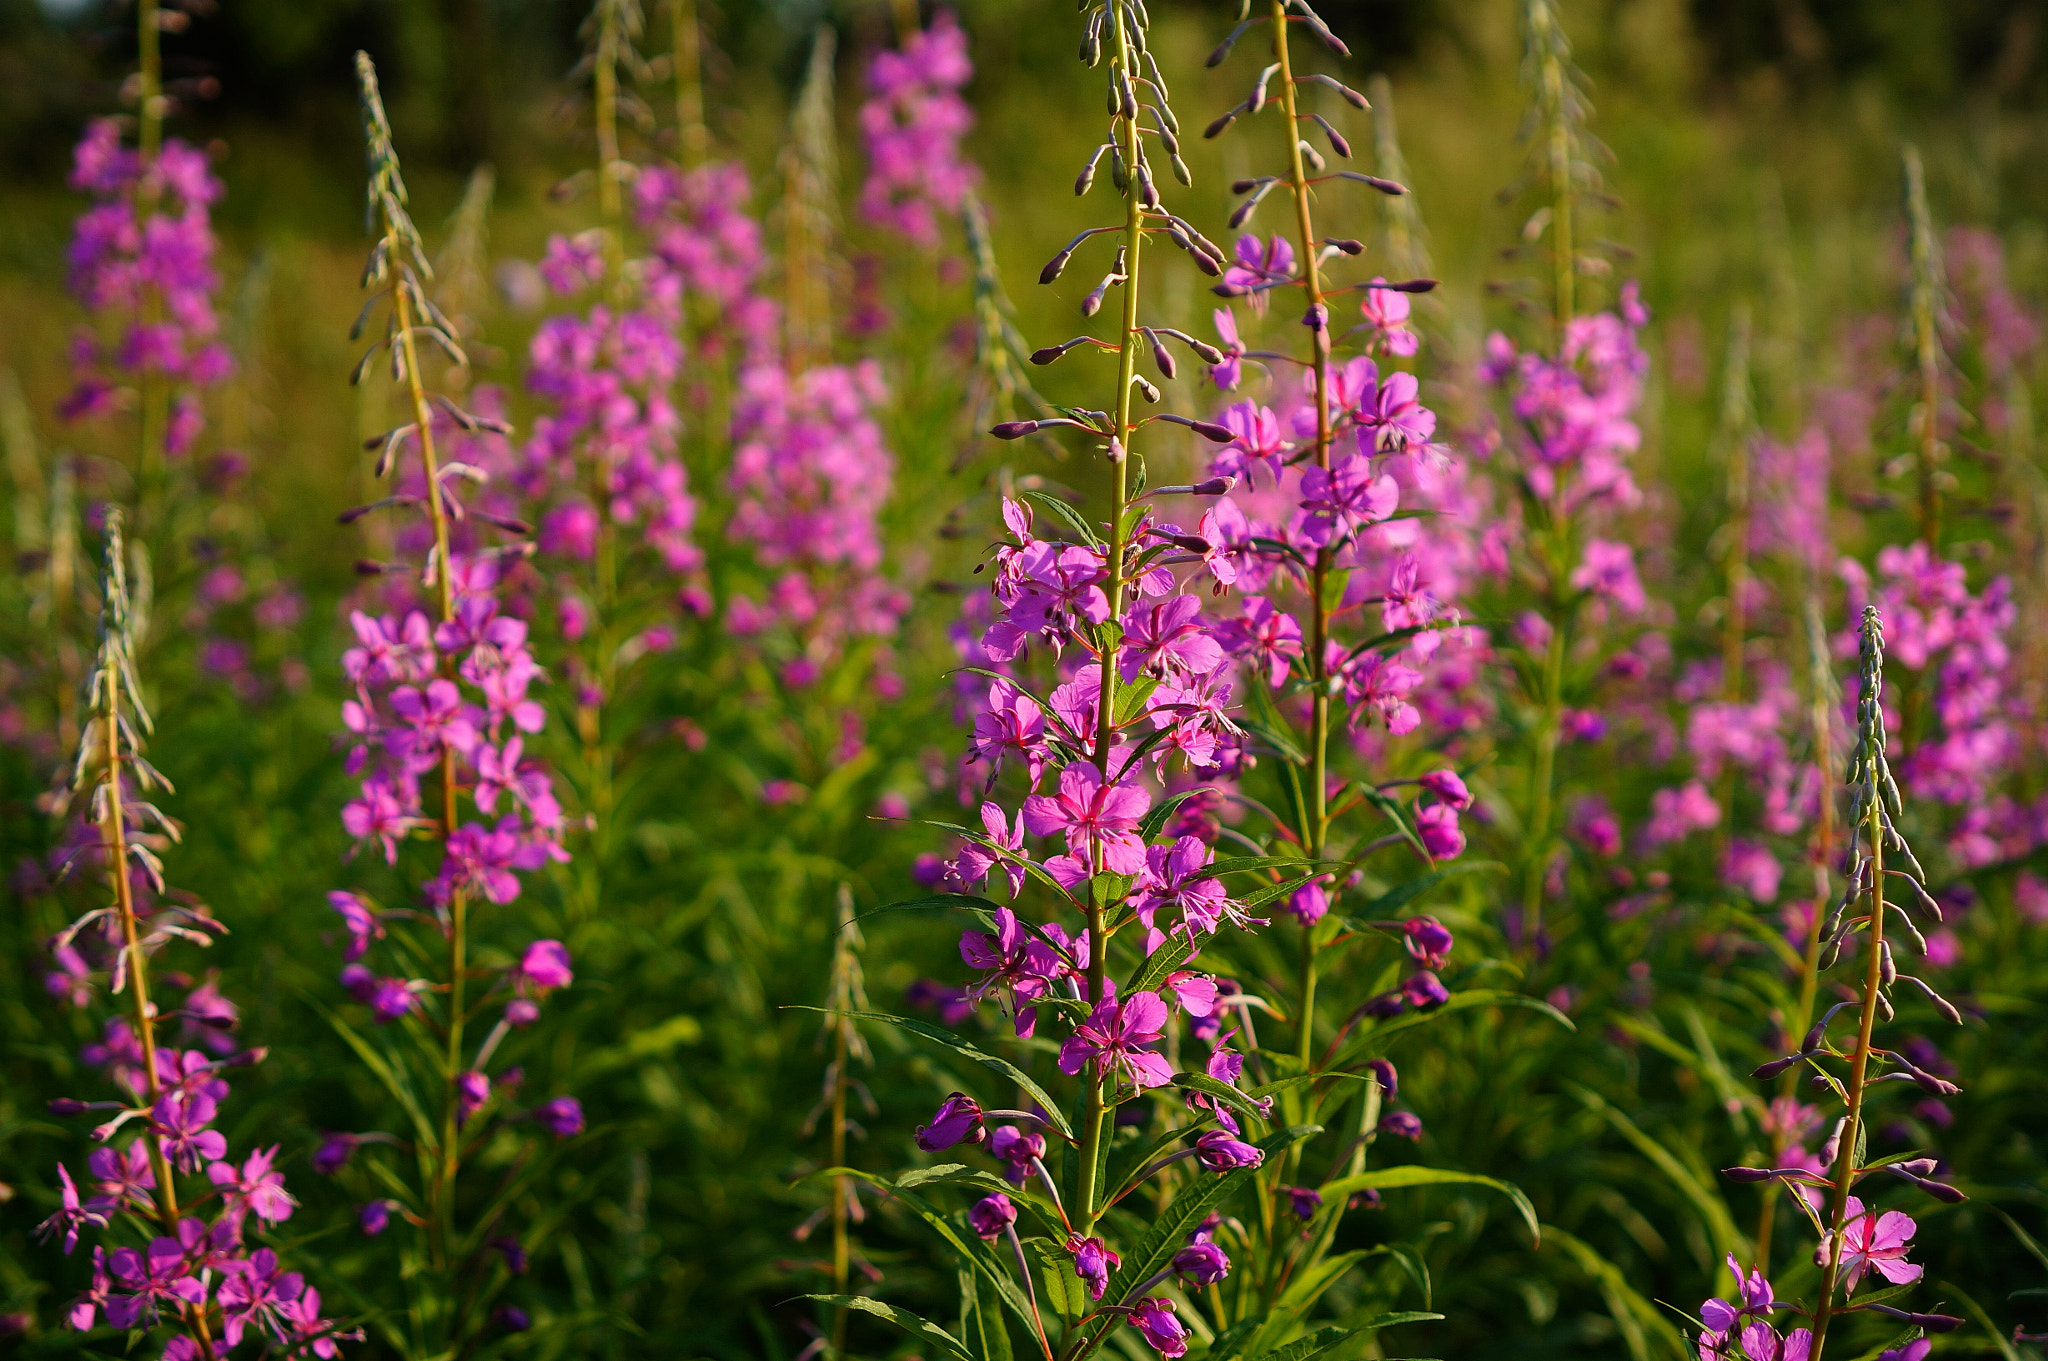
[1058,991,1175,1090]
[206,1146,297,1225]
[1819,1197,1922,1291]
[515,940,574,993]
[1571,539,1648,614]
[1023,763,1151,876]
[1359,278,1419,356]
[1416,804,1465,859]
[1298,452,1398,547]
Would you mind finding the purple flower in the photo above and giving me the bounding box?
[1403,916,1454,969]
[1128,1297,1189,1357]
[104,1236,206,1328]
[1119,595,1225,682]
[457,1071,492,1126]
[915,1092,987,1151]
[1418,768,1471,808]
[34,1164,106,1254]
[494,1305,532,1332]
[1820,1197,1922,1291]
[1378,1111,1424,1140]
[1286,877,1330,927]
[1172,1235,1231,1285]
[1067,1235,1120,1301]
[368,975,423,1023]
[1022,763,1152,876]
[207,1145,297,1225]
[515,939,574,993]
[990,1125,1046,1185]
[360,1200,392,1236]
[217,1247,306,1347]
[151,1091,227,1173]
[533,1097,585,1138]
[1194,1130,1265,1171]
[1058,992,1176,1091]
[1367,1059,1399,1098]
[968,1192,1017,1240]
[1286,1186,1324,1220]
[1297,452,1398,547]
[86,1142,156,1213]
[329,888,385,961]
[1401,971,1449,1008]
[492,1236,530,1274]
[1415,803,1466,859]
[312,1133,359,1176]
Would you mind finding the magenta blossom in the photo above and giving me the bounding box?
[514,940,573,993]
[1129,1297,1189,1357]
[1060,992,1175,1090]
[532,1097,584,1138]
[916,1092,987,1151]
[1819,1198,1922,1290]
[1067,1235,1120,1301]
[1194,1129,1265,1171]
[968,1192,1016,1240]
[1023,763,1151,875]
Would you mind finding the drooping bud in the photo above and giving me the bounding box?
[990,421,1041,440]
[1145,328,1177,379]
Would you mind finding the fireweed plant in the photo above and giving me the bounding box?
[816,3,1552,1357]
[38,510,352,1359]
[312,55,583,1357]
[1696,607,1969,1361]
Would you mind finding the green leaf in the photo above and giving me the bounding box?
[1139,788,1206,840]
[794,1296,973,1361]
[1352,785,1431,860]
[1171,1072,1270,1123]
[1021,489,1103,545]
[1545,1227,1691,1361]
[959,1266,1014,1361]
[1105,1125,1319,1301]
[1115,674,1162,726]
[1330,989,1574,1069]
[1350,860,1505,918]
[839,1011,1073,1137]
[1240,870,1325,914]
[1568,1085,1743,1260]
[1198,854,1317,880]
[1206,1318,1264,1361]
[306,994,436,1148]
[853,894,1003,929]
[1319,1166,1540,1246]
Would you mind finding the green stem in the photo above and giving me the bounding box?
[1077,0,1147,1235]
[1809,773,1887,1359]
[669,0,707,169]
[1269,0,1333,1073]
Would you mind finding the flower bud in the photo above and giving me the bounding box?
[1194,1130,1264,1171]
[968,1192,1016,1239]
[915,1093,987,1151]
[990,421,1040,440]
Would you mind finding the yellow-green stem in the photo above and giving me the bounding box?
[138,0,162,162]
[1270,0,1332,1071]
[1753,593,1838,1268]
[392,248,468,1285]
[1077,2,1146,1234]
[1809,780,1887,1358]
[669,0,708,169]
[100,587,217,1361]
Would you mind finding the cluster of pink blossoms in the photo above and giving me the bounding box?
[40,1003,351,1357]
[858,11,977,248]
[632,161,781,363]
[1840,542,2038,866]
[337,556,567,910]
[61,120,231,452]
[725,360,907,683]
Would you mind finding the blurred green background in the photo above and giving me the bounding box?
[2,1,2046,1358]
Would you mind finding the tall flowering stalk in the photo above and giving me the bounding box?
[1902,147,1945,549]
[319,55,580,1355]
[38,510,348,1357]
[818,5,1539,1356]
[1707,607,1967,1360]
[1486,0,1648,950]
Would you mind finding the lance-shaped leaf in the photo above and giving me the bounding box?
[1103,1125,1319,1301]
[794,1296,973,1361]
[1320,1165,1540,1245]
[836,1011,1073,1136]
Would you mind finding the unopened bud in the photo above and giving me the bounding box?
[1191,476,1236,495]
[1134,376,1161,404]
[48,1098,89,1117]
[1204,106,1240,140]
[1041,248,1075,285]
[990,421,1040,440]
[1326,238,1365,255]
[1147,330,1177,379]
